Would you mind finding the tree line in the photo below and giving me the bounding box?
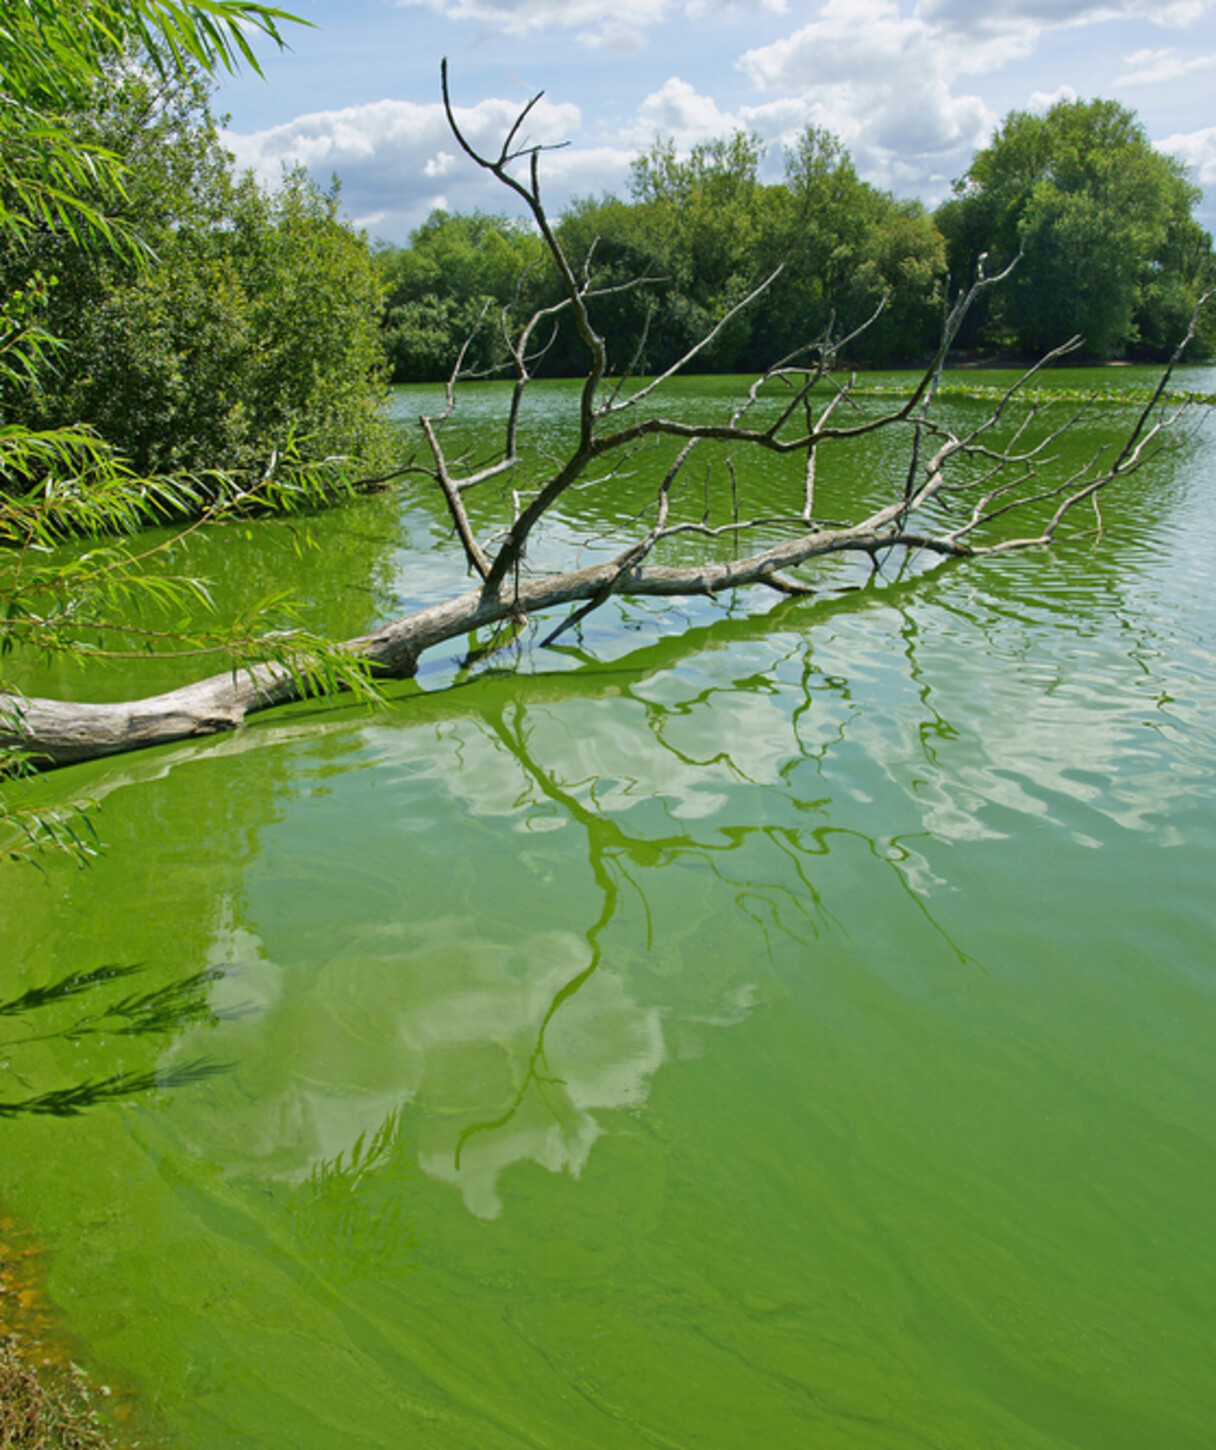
[379,98,1216,384]
[3,38,1214,482]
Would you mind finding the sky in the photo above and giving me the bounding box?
[215,0,1216,244]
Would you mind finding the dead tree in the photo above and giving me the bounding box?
[1,66,1210,770]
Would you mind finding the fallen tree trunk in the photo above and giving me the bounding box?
[0,522,970,767]
[2,68,1208,774]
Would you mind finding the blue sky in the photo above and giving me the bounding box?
[216,0,1216,243]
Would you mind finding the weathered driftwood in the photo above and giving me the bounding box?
[2,68,1208,772]
[0,519,966,766]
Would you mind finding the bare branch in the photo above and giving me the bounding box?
[600,267,786,419]
[7,85,1207,774]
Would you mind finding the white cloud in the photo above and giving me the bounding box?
[1116,46,1216,82]
[397,0,670,31]
[686,0,787,12]
[737,3,995,197]
[1027,83,1079,112]
[224,94,631,240]
[576,22,647,51]
[521,143,633,199]
[743,0,1029,85]
[423,149,457,177]
[915,0,1215,37]
[625,76,745,147]
[394,0,787,33]
[1158,125,1216,183]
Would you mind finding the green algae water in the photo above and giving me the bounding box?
[2,370,1216,1447]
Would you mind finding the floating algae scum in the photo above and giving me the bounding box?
[2,369,1215,1448]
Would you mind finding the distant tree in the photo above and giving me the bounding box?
[374,120,951,383]
[1133,205,1216,360]
[626,130,769,367]
[754,127,945,368]
[376,211,545,382]
[937,97,1214,358]
[559,126,945,376]
[551,194,672,373]
[838,200,947,365]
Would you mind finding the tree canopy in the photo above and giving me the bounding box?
[374,97,1213,382]
[3,62,391,475]
[0,0,295,249]
[377,210,543,383]
[374,126,951,382]
[937,97,1215,358]
[2,27,392,478]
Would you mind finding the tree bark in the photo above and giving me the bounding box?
[2,525,969,767]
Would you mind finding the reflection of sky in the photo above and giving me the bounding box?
[399,925,664,1219]
[366,591,1216,854]
[195,910,673,1220]
[364,684,800,825]
[167,456,1216,1237]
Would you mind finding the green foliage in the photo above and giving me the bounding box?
[552,194,675,372]
[2,0,295,105]
[0,0,296,255]
[378,124,948,381]
[3,65,394,476]
[0,0,390,861]
[937,97,1214,358]
[376,210,547,382]
[561,126,946,374]
[751,132,945,367]
[375,97,1211,382]
[628,131,765,293]
[623,131,772,367]
[843,201,948,365]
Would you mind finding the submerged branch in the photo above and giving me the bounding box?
[2,80,1210,776]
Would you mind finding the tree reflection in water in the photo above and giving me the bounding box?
[185,596,983,1245]
[9,588,984,1277]
[440,624,983,1199]
[287,1108,419,1287]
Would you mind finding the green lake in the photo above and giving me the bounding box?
[2,369,1215,1447]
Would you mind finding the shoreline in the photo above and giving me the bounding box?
[0,1216,134,1449]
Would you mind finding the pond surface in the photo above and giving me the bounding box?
[2,369,1215,1448]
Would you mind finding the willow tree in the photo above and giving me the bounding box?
[2,64,1211,776]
